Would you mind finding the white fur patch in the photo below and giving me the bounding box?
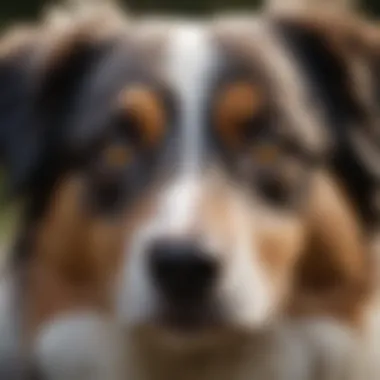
[158,176,202,234]
[165,22,216,176]
[220,194,275,328]
[116,23,218,327]
[0,275,29,378]
[35,312,123,380]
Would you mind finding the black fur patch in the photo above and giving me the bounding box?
[275,17,379,229]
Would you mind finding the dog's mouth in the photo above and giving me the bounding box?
[157,300,224,334]
[132,303,254,352]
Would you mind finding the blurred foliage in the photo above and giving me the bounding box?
[0,0,379,23]
[126,0,262,15]
[0,0,264,22]
[362,0,380,16]
[0,1,42,25]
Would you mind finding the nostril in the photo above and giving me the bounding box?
[148,239,218,303]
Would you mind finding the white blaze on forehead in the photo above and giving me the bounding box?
[158,176,201,233]
[165,22,216,176]
[155,22,217,236]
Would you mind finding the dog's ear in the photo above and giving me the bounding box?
[289,173,373,325]
[272,12,380,229]
[0,14,119,199]
[0,25,46,196]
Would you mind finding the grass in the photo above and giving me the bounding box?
[0,206,19,257]
[0,174,20,248]
[0,203,18,241]
[0,200,19,268]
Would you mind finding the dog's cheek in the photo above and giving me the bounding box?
[256,217,306,290]
[287,173,372,325]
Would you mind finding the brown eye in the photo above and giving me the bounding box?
[102,144,133,169]
[214,82,264,149]
[118,87,166,147]
[257,158,307,208]
[251,144,281,166]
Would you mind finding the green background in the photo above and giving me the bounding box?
[0,0,379,24]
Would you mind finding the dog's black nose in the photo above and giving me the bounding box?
[148,239,218,303]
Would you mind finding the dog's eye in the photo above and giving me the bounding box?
[118,86,166,148]
[251,143,280,166]
[239,143,305,208]
[85,144,134,215]
[214,82,264,149]
[102,144,133,169]
[257,159,307,208]
[257,175,290,206]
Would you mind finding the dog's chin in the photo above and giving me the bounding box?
[156,314,228,341]
[129,308,258,352]
[132,326,251,355]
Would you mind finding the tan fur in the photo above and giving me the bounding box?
[289,173,372,325]
[214,82,265,149]
[119,87,167,147]
[0,24,41,58]
[23,175,158,341]
[266,0,356,14]
[23,176,123,340]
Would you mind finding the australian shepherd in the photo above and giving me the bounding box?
[0,2,379,380]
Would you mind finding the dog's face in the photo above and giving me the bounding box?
[0,10,374,344]
[115,20,326,335]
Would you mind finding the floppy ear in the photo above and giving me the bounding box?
[0,17,119,201]
[289,173,373,325]
[0,25,46,196]
[272,12,380,229]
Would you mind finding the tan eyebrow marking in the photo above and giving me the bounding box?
[252,144,280,165]
[119,86,166,147]
[103,144,133,169]
[214,82,264,148]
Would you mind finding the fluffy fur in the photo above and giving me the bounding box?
[0,3,378,380]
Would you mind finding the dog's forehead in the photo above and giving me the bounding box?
[133,20,218,91]
[69,18,326,158]
[138,18,326,154]
[112,19,282,104]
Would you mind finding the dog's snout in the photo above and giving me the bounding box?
[148,238,218,303]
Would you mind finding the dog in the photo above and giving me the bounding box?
[0,2,379,379]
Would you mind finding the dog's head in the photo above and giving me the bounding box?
[0,6,376,346]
